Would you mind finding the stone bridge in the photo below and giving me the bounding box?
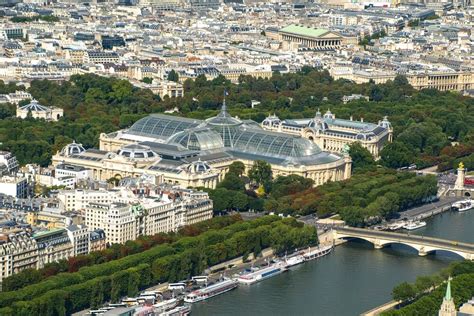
[333,227,474,260]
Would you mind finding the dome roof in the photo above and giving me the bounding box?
[379,116,391,129]
[204,100,242,127]
[19,99,50,112]
[203,102,243,147]
[323,109,335,120]
[262,114,281,127]
[167,128,224,151]
[187,159,211,174]
[60,141,85,157]
[118,144,158,159]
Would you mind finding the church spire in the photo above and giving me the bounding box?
[438,277,456,316]
[445,277,452,301]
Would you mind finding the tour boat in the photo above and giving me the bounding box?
[285,253,305,267]
[302,245,333,261]
[184,278,238,303]
[237,261,288,285]
[452,199,473,212]
[403,221,427,230]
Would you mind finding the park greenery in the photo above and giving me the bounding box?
[0,69,473,171]
[2,215,242,292]
[207,160,437,227]
[0,216,316,315]
[382,260,474,315]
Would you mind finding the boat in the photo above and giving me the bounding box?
[159,305,191,316]
[184,278,238,303]
[153,298,180,313]
[403,221,427,230]
[284,253,305,267]
[302,245,333,261]
[452,199,473,212]
[387,221,406,231]
[237,261,288,285]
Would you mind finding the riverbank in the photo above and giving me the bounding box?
[192,205,472,316]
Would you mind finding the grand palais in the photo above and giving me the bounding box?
[52,103,392,189]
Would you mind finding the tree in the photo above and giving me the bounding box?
[167,70,179,83]
[248,160,272,187]
[228,161,245,176]
[392,282,417,301]
[229,191,248,210]
[218,173,245,191]
[141,77,153,84]
[208,188,231,212]
[348,142,375,172]
[380,142,413,169]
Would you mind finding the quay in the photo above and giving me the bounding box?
[360,300,401,316]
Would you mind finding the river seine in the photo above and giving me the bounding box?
[192,209,474,316]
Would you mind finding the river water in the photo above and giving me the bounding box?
[192,209,474,316]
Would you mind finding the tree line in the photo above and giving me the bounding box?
[207,160,437,227]
[0,216,317,314]
[383,260,474,315]
[2,215,242,292]
[0,69,473,172]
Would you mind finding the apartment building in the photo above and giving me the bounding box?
[68,186,213,245]
[0,227,106,284]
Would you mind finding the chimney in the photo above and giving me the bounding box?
[361,117,364,122]
[350,115,353,121]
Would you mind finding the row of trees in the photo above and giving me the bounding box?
[0,216,317,314]
[2,215,242,292]
[291,169,437,226]
[383,261,474,315]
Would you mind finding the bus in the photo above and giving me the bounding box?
[191,276,208,284]
[168,282,186,291]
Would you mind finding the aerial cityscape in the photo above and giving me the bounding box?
[0,0,473,315]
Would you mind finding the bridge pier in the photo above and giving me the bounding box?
[418,247,427,256]
[373,239,383,249]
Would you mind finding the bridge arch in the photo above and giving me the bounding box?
[422,248,467,260]
[338,236,376,246]
[376,241,421,254]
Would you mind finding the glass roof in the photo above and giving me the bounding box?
[231,130,321,158]
[128,114,201,140]
[167,128,224,151]
[123,103,340,166]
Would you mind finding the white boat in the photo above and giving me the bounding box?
[153,298,179,313]
[452,199,473,212]
[403,221,427,230]
[285,253,305,267]
[160,305,191,316]
[302,245,333,261]
[237,261,288,285]
[184,278,238,303]
[387,221,406,231]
